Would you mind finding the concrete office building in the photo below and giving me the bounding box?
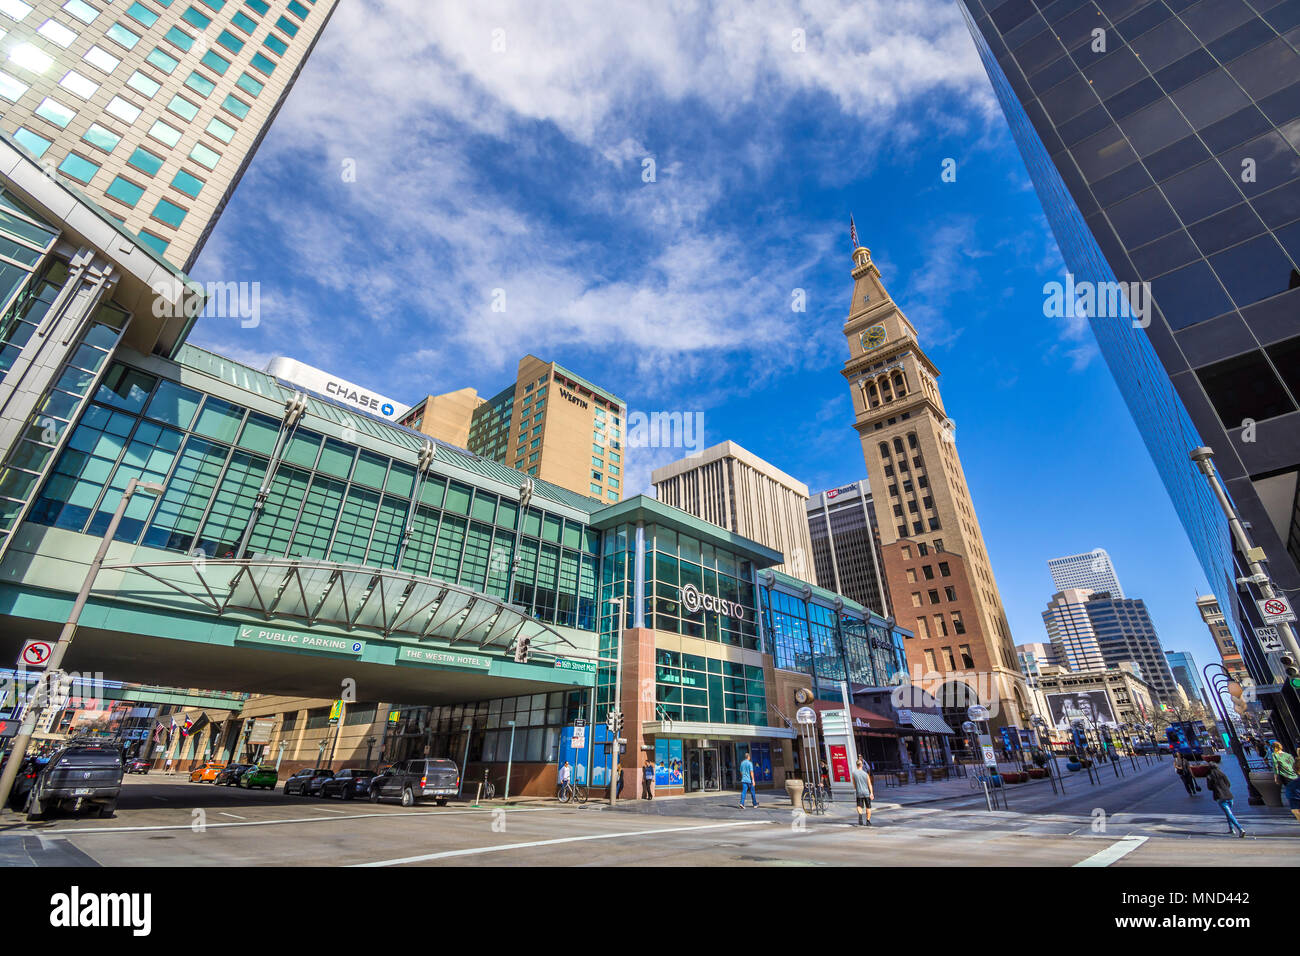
[1043,588,1106,671]
[1084,592,1179,703]
[1166,649,1211,710]
[805,479,891,617]
[652,441,816,583]
[1048,548,1125,597]
[959,0,1300,696]
[839,241,1029,728]
[0,0,338,270]
[1196,593,1250,684]
[403,355,626,504]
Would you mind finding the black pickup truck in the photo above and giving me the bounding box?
[26,741,124,820]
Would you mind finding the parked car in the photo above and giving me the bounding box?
[126,758,151,774]
[237,766,278,790]
[319,768,377,800]
[6,755,49,811]
[369,758,459,807]
[25,741,124,820]
[305,770,336,796]
[215,763,256,786]
[189,762,227,783]
[283,768,334,796]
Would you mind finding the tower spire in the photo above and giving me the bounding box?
[849,214,859,252]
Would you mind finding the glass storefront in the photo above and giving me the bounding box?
[25,359,601,629]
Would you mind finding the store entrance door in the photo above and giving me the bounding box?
[687,747,720,791]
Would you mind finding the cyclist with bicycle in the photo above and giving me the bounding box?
[557,760,572,801]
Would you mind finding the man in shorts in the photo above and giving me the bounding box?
[852,755,874,827]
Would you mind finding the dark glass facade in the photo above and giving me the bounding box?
[960,0,1300,668]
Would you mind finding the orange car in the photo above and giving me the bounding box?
[189,762,227,783]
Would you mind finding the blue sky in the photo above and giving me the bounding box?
[188,0,1225,691]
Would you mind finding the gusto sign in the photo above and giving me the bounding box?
[679,583,745,620]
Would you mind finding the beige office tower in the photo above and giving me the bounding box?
[652,441,816,582]
[403,355,627,504]
[0,0,338,271]
[840,242,1029,728]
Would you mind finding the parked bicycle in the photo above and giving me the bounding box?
[480,768,496,800]
[801,778,829,815]
[557,779,588,804]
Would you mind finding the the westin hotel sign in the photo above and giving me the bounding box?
[679,583,745,619]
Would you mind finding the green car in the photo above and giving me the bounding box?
[237,766,278,790]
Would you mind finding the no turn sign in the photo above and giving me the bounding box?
[18,639,54,668]
[1259,596,1297,625]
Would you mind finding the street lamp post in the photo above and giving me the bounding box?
[1031,715,1061,796]
[0,477,164,812]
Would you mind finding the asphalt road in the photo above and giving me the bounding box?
[0,758,1296,867]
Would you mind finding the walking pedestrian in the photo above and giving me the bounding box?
[1173,752,1198,795]
[642,758,654,800]
[1205,763,1246,837]
[852,755,875,827]
[1269,741,1300,822]
[164,757,173,776]
[738,751,758,808]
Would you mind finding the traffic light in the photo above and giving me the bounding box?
[606,709,624,737]
[513,635,531,664]
[1281,654,1300,689]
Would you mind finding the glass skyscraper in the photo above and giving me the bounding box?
[959,0,1300,682]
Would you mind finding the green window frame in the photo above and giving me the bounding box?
[184,70,216,96]
[180,7,210,29]
[200,49,230,74]
[164,25,194,51]
[216,29,243,53]
[125,2,158,27]
[151,198,187,228]
[170,169,204,197]
[56,152,99,184]
[249,52,275,75]
[106,22,141,49]
[221,92,250,118]
[146,46,179,72]
[105,175,145,207]
[82,123,121,152]
[194,450,268,557]
[235,72,263,96]
[126,146,164,175]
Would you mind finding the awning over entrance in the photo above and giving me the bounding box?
[806,698,895,730]
[100,557,574,654]
[640,721,797,741]
[897,709,956,734]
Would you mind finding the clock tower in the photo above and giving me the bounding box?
[841,242,1029,729]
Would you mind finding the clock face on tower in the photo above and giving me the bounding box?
[860,324,887,352]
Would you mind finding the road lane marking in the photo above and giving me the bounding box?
[217,812,246,820]
[311,807,346,813]
[1074,835,1147,867]
[14,805,563,835]
[353,820,774,867]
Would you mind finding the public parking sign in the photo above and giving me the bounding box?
[18,639,53,668]
[1258,596,1296,625]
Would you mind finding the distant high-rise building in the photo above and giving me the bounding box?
[1166,649,1210,710]
[1084,592,1179,703]
[839,239,1028,727]
[1042,588,1106,671]
[1047,549,1125,598]
[403,355,626,503]
[652,441,815,581]
[1016,641,1059,679]
[960,0,1300,675]
[805,480,891,617]
[0,0,339,270]
[1196,594,1249,684]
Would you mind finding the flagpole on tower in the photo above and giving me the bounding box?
[850,214,859,251]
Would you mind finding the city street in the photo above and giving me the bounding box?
[2,757,1295,867]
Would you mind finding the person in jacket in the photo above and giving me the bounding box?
[852,755,875,827]
[1205,763,1246,837]
[1270,741,1300,821]
[1173,752,1199,795]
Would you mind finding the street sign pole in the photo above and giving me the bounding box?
[504,720,517,801]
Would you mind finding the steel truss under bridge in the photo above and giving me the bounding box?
[98,557,575,654]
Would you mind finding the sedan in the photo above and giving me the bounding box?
[237,766,278,790]
[189,762,227,783]
[318,768,377,800]
[283,768,334,796]
[215,763,256,786]
[126,758,151,774]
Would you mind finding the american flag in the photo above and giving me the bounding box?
[850,215,859,249]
